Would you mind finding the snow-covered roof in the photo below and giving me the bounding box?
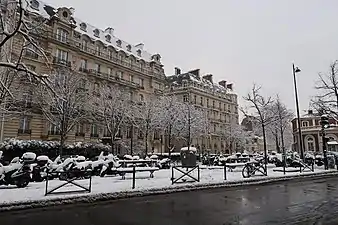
[167,72,235,95]
[23,0,158,62]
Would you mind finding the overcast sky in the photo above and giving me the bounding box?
[46,0,338,116]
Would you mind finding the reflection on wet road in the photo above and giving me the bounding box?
[1,177,338,224]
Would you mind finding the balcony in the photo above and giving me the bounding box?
[48,131,60,135]
[75,132,85,137]
[24,50,39,59]
[90,133,99,138]
[41,31,165,78]
[18,129,31,135]
[53,57,71,67]
[79,67,89,73]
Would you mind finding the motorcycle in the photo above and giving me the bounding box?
[31,155,51,182]
[59,156,92,180]
[100,154,121,177]
[0,152,36,188]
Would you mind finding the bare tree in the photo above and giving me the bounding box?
[160,96,186,154]
[134,96,164,156]
[36,67,89,155]
[265,96,294,153]
[220,123,250,153]
[180,103,209,151]
[243,84,276,174]
[312,60,338,119]
[91,84,135,154]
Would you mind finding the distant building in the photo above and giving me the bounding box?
[165,68,239,154]
[291,110,338,153]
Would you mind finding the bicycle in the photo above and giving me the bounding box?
[242,159,266,178]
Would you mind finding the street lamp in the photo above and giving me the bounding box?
[292,63,304,160]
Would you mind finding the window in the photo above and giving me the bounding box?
[116,40,122,47]
[212,100,215,108]
[80,23,87,31]
[49,123,60,135]
[219,102,221,109]
[200,97,203,106]
[207,99,209,107]
[22,91,32,107]
[82,40,88,51]
[183,81,188,87]
[95,63,101,73]
[183,95,189,102]
[154,131,160,140]
[108,50,113,60]
[139,78,144,87]
[139,94,144,102]
[105,34,111,42]
[194,95,197,104]
[62,11,68,18]
[129,74,133,82]
[126,45,132,52]
[76,123,85,136]
[307,137,315,152]
[31,0,39,10]
[140,62,144,71]
[91,124,98,136]
[137,49,142,57]
[302,121,309,127]
[96,45,101,56]
[19,116,30,133]
[93,29,100,37]
[108,68,113,76]
[25,43,38,59]
[80,59,87,69]
[56,49,68,62]
[56,28,68,42]
[127,127,132,138]
[116,71,123,79]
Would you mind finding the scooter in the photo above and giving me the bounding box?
[100,154,120,177]
[31,155,51,182]
[0,152,36,188]
[59,156,92,180]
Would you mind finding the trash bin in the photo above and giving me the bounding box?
[180,147,197,167]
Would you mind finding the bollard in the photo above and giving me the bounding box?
[312,162,314,172]
[197,166,200,182]
[224,163,227,180]
[132,165,136,189]
[299,164,302,173]
[45,170,49,196]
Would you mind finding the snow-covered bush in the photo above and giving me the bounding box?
[0,138,111,161]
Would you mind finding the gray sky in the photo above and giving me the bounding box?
[46,0,338,116]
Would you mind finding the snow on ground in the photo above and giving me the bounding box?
[0,166,333,206]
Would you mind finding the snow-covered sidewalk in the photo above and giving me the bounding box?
[0,167,337,209]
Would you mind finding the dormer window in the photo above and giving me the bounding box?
[80,23,87,32]
[116,40,122,47]
[105,34,111,43]
[31,0,39,10]
[93,29,100,38]
[62,11,68,18]
[126,45,131,52]
[137,49,141,57]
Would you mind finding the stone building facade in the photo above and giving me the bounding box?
[292,110,338,153]
[1,0,166,154]
[165,68,239,154]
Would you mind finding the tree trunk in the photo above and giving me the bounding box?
[262,124,268,175]
[59,133,64,157]
[168,124,172,158]
[145,129,148,157]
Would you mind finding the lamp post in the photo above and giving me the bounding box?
[292,64,304,160]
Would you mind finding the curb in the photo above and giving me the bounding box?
[1,170,337,212]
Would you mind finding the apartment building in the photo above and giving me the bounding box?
[165,68,239,154]
[1,0,166,154]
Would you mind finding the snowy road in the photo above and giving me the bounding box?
[1,176,338,224]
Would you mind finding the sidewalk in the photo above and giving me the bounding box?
[0,167,337,211]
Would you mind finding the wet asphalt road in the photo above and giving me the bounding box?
[2,177,338,225]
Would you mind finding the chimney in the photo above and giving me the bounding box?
[202,74,213,83]
[104,27,114,35]
[226,83,233,91]
[218,80,227,88]
[135,43,144,50]
[308,110,313,115]
[174,67,181,75]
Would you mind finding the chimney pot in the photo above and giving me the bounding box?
[174,67,181,75]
